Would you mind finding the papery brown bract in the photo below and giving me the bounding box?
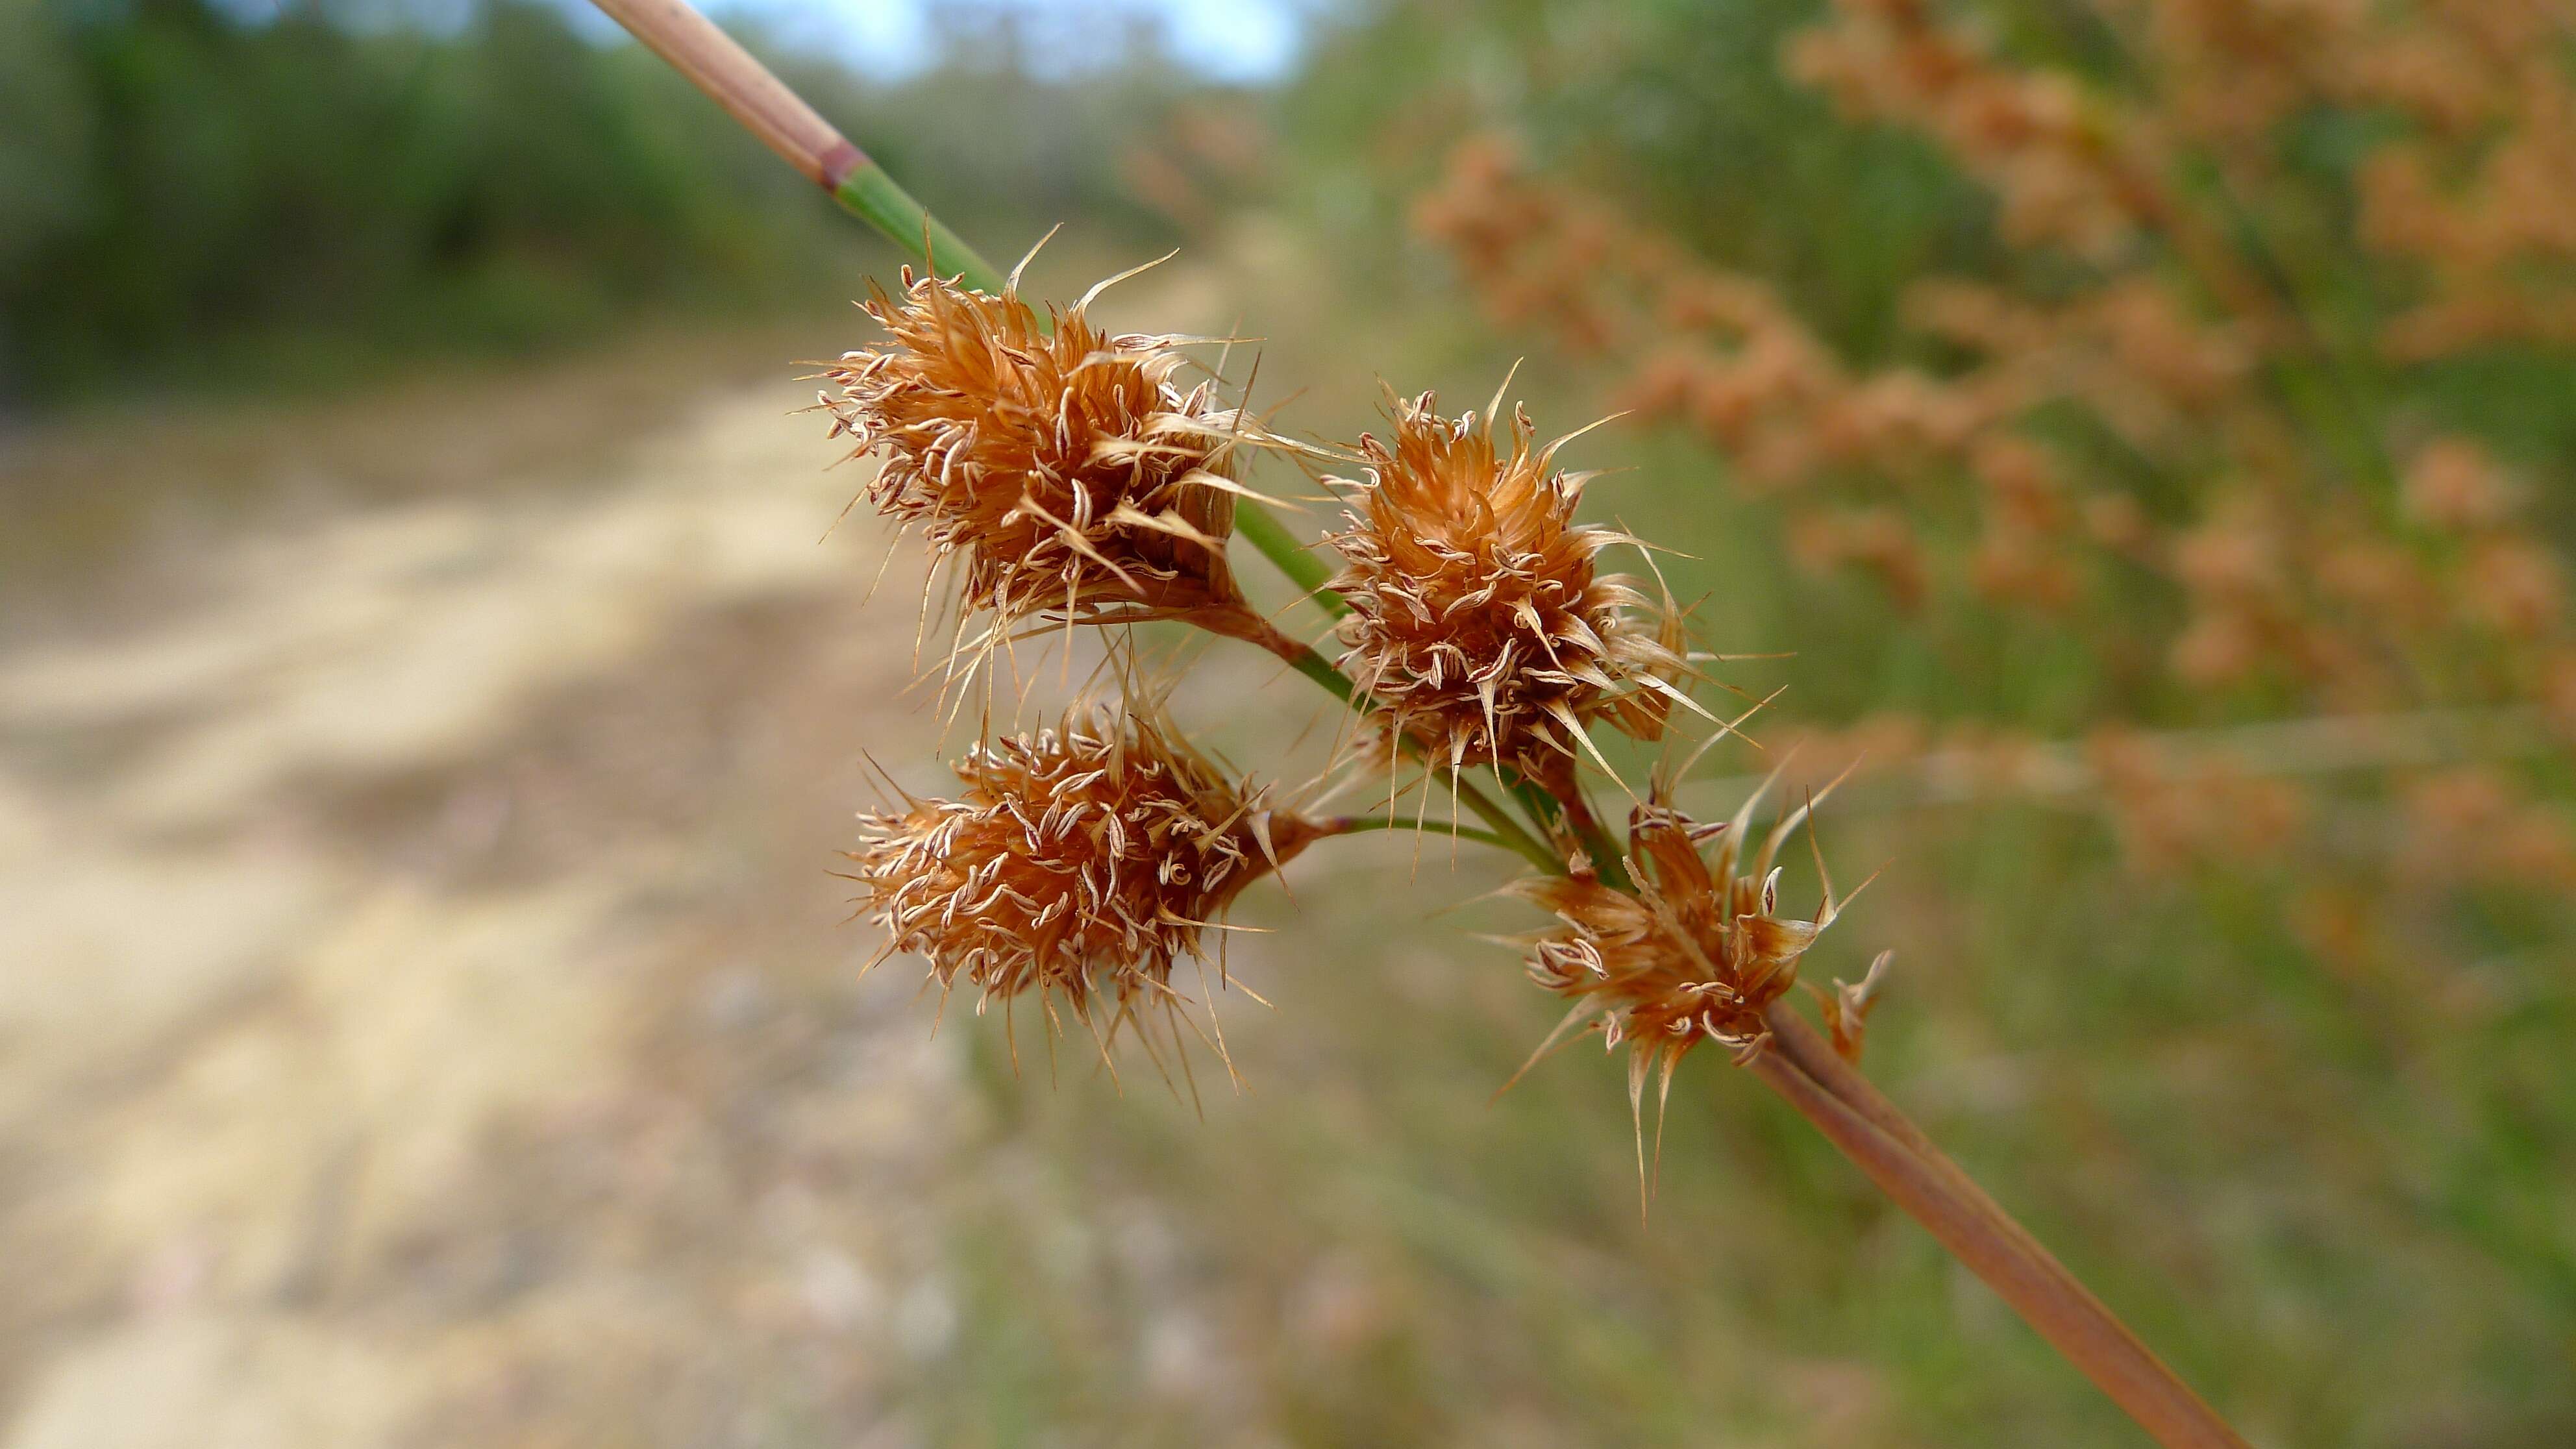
[1813,948,1895,1064]
[845,704,1323,1022]
[821,267,1252,650]
[1515,778,1859,1099]
[1324,391,1689,780]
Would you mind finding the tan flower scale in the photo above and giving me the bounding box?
[821,266,1252,641]
[1325,391,1690,780]
[1515,776,1864,1099]
[845,704,1321,1019]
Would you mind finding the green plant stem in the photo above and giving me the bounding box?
[1514,778,1631,891]
[1215,519,1569,872]
[834,166,1009,295]
[1202,605,1558,873]
[1450,782,1559,873]
[1320,816,1515,852]
[586,0,1014,299]
[1233,502,1349,618]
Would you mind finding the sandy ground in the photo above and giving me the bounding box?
[0,358,982,1446]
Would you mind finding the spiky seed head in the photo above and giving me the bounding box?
[1514,791,1858,1084]
[1324,391,1689,777]
[821,266,1248,638]
[845,703,1321,1017]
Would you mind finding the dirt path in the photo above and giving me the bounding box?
[0,361,975,1446]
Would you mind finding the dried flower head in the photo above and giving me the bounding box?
[1515,774,1863,1106]
[845,702,1322,1021]
[821,265,1254,644]
[1324,390,1690,779]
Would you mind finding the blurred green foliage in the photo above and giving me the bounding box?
[1286,0,1989,356]
[0,0,1200,402]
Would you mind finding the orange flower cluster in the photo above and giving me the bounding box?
[1409,136,1630,352]
[2087,726,2309,876]
[822,266,1250,639]
[823,260,1895,1080]
[1324,391,1689,777]
[846,704,1324,1019]
[1517,786,1860,1094]
[2399,767,2576,893]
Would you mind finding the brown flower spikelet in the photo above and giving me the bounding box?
[821,266,1248,636]
[845,704,1320,1017]
[1515,777,1860,1095]
[1325,391,1688,776]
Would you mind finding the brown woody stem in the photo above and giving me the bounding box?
[588,0,1006,295]
[1750,1013,2248,1449]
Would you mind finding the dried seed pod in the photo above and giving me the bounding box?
[1324,391,1690,779]
[821,266,1254,643]
[845,703,1322,1019]
[1514,774,1863,1098]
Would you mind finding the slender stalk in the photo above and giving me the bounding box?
[834,167,1007,297]
[1443,786,1559,874]
[1233,502,1349,619]
[591,9,2249,1444]
[587,0,1008,295]
[1765,1006,2246,1409]
[1319,815,1515,852]
[1195,601,1348,697]
[1520,774,1632,891]
[1198,603,1560,873]
[1747,1044,2248,1449]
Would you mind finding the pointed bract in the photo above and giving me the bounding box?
[1514,787,1863,1084]
[822,267,1250,647]
[1324,391,1688,777]
[846,702,1322,1017]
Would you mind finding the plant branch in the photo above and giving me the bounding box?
[588,0,1567,863]
[1195,602,1561,873]
[1746,1041,2248,1449]
[1233,503,1350,619]
[1224,513,1631,884]
[593,10,2246,1444]
[1520,772,1631,891]
[1318,815,1516,852]
[588,0,1006,295]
